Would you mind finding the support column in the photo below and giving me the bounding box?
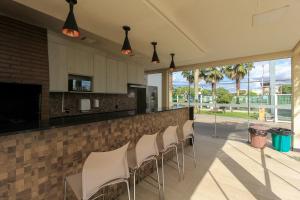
[269,60,277,122]
[194,69,199,111]
[292,50,300,149]
[161,70,169,108]
[168,71,173,107]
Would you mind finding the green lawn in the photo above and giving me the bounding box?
[198,110,258,119]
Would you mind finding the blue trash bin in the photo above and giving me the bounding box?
[269,128,293,152]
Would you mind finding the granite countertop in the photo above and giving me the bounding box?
[0,106,188,136]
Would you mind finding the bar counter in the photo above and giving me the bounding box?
[0,106,189,199]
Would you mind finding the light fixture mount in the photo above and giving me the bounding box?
[66,0,77,4]
[123,26,131,32]
[151,41,157,46]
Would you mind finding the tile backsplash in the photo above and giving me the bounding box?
[49,92,136,118]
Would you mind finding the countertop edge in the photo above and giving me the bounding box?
[0,107,189,136]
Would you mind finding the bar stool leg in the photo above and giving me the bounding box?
[155,158,161,192]
[126,179,131,200]
[64,178,67,200]
[192,136,197,167]
[181,142,185,180]
[161,153,165,192]
[174,146,181,181]
[133,171,136,200]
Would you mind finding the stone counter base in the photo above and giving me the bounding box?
[0,108,188,200]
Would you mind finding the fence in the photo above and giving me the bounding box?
[173,94,292,122]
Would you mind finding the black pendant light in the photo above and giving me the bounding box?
[169,53,176,71]
[62,0,80,38]
[151,42,160,63]
[121,26,132,55]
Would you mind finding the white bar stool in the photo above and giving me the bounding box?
[160,125,181,192]
[181,120,197,179]
[127,133,161,200]
[64,143,131,200]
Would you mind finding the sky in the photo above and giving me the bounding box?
[172,58,291,94]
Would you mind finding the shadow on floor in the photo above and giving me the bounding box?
[189,121,294,200]
[120,119,299,200]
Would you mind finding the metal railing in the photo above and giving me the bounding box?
[173,94,292,122]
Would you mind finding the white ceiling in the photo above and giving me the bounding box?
[12,0,300,70]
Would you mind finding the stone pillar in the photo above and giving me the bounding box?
[292,50,300,149]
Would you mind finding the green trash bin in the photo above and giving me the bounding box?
[268,128,293,152]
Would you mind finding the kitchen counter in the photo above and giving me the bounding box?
[0,106,188,136]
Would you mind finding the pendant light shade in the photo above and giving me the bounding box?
[121,26,132,55]
[169,53,176,71]
[151,42,160,63]
[62,0,80,38]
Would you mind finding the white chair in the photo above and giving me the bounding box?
[64,143,131,200]
[160,125,181,191]
[181,120,197,178]
[127,133,160,200]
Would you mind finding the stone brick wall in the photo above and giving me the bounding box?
[0,15,49,121]
[49,92,136,118]
[0,108,188,200]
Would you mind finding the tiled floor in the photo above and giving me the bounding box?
[120,116,300,200]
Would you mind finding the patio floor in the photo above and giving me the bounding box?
[120,115,300,200]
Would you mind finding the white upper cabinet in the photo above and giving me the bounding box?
[106,59,128,94]
[117,62,128,94]
[127,63,145,85]
[106,58,119,93]
[93,54,106,93]
[48,41,68,92]
[67,45,93,76]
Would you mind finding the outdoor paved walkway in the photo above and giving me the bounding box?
[119,115,300,200]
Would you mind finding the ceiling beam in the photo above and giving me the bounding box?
[292,40,300,55]
[145,50,292,74]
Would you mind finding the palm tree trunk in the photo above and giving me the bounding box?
[236,79,240,104]
[194,69,199,112]
[212,82,217,111]
[212,82,217,97]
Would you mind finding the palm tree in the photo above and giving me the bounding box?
[203,67,224,97]
[181,69,206,105]
[223,63,253,104]
[181,71,194,84]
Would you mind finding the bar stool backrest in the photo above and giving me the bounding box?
[162,126,179,150]
[82,143,130,200]
[135,133,159,167]
[183,120,194,139]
